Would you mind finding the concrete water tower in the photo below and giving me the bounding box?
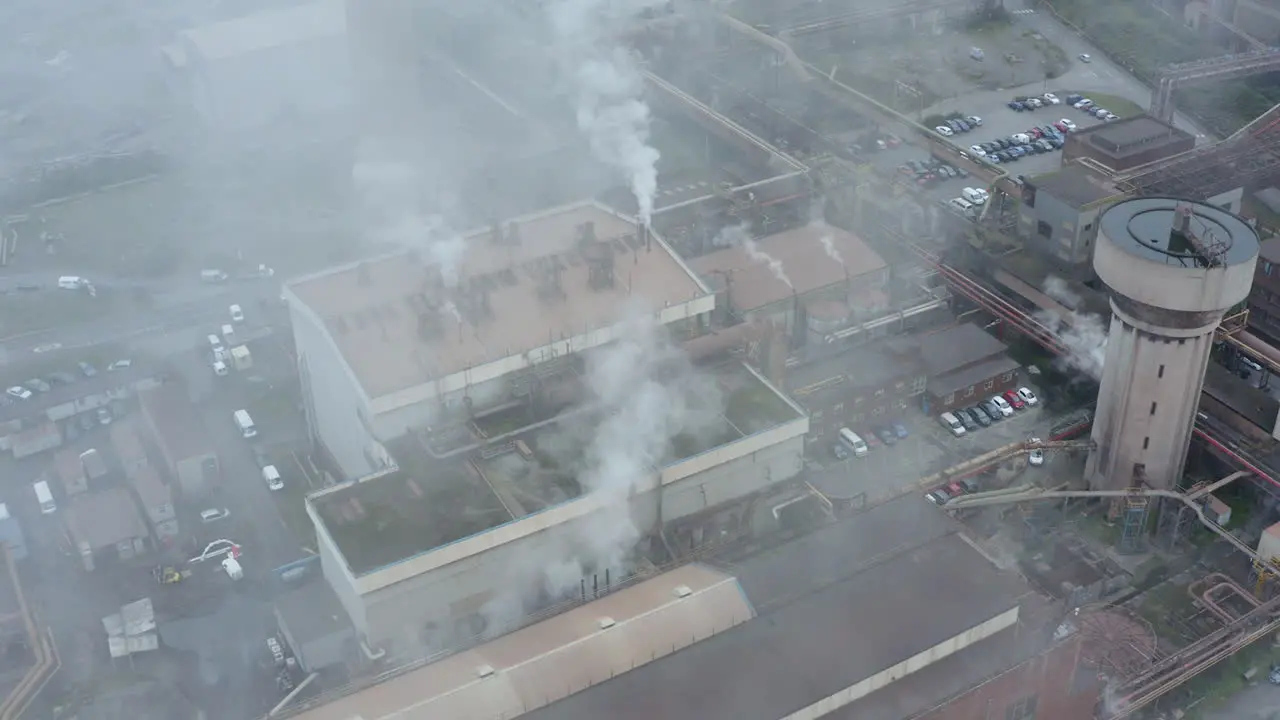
[1087,197,1258,493]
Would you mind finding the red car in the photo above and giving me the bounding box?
[1002,390,1026,410]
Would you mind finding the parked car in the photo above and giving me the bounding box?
[832,442,849,461]
[966,115,983,127]
[935,125,954,137]
[107,359,132,371]
[875,426,898,446]
[23,378,51,392]
[1017,387,1039,406]
[891,422,909,439]
[965,407,991,428]
[5,386,32,400]
[1008,100,1026,111]
[1057,118,1077,132]
[956,410,978,432]
[78,361,97,378]
[1028,437,1045,467]
[1003,390,1026,410]
[1079,53,1092,62]
[926,486,953,505]
[47,371,77,386]
[1064,94,1083,105]
[1042,93,1060,104]
[200,508,231,523]
[980,400,1004,423]
[990,395,1014,417]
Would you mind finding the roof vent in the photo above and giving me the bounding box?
[673,585,693,599]
[476,664,495,678]
[598,617,616,630]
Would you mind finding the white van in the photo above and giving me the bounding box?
[57,276,86,290]
[939,412,967,437]
[234,409,257,439]
[33,480,56,514]
[208,334,225,355]
[212,360,229,376]
[263,465,284,491]
[838,428,869,458]
[221,324,236,344]
[948,198,973,213]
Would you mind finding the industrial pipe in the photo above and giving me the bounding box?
[269,672,319,717]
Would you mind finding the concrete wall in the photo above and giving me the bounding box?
[313,509,370,638]
[173,453,217,500]
[320,414,806,652]
[782,606,1021,720]
[290,300,381,480]
[1017,192,1100,274]
[662,434,805,521]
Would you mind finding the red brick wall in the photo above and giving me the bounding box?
[919,636,1101,720]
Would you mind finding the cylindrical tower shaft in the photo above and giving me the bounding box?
[1087,197,1259,493]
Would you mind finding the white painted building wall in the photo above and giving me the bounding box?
[315,414,808,652]
[289,301,381,479]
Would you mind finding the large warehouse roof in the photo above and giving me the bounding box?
[287,201,711,399]
[691,223,887,312]
[289,495,1036,720]
[283,564,750,720]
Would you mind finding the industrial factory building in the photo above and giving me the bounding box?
[787,323,1018,438]
[288,200,811,653]
[285,496,1101,720]
[1017,165,1117,279]
[1088,197,1259,492]
[284,200,716,480]
[1247,236,1280,343]
[305,358,807,654]
[1062,115,1196,174]
[689,224,890,347]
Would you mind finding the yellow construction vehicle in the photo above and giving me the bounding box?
[153,565,192,585]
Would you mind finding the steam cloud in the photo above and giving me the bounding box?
[479,307,722,633]
[351,157,468,286]
[743,238,793,289]
[1036,276,1107,379]
[547,0,663,224]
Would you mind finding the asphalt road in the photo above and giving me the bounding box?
[1003,1,1210,139]
[0,274,283,363]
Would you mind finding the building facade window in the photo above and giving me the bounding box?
[964,386,975,398]
[874,388,885,398]
[1001,372,1014,382]
[1143,436,1149,450]
[873,406,885,415]
[833,403,844,414]
[1158,365,1165,379]
[984,379,995,390]
[944,393,955,405]
[1266,262,1274,276]
[814,426,825,437]
[812,410,824,422]
[1006,695,1038,720]
[894,381,906,392]
[1150,401,1157,415]
[1037,220,1052,239]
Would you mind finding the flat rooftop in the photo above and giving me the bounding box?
[312,363,802,577]
[1077,115,1193,160]
[288,201,710,399]
[690,223,887,312]
[523,495,1032,720]
[1029,165,1117,209]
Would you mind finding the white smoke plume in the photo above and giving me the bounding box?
[1035,276,1108,380]
[712,223,794,289]
[546,0,664,224]
[743,238,793,289]
[351,157,468,287]
[819,235,844,266]
[477,307,722,632]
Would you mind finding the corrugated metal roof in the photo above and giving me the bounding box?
[287,564,752,720]
[179,0,345,62]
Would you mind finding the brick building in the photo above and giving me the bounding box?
[785,324,1020,439]
[1061,115,1195,173]
[920,324,1021,413]
[1248,236,1280,343]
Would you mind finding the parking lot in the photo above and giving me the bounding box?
[807,384,1083,506]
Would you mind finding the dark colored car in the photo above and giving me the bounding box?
[876,426,898,446]
[891,422,909,439]
[956,410,978,432]
[966,407,991,428]
[1007,101,1023,111]
[980,400,1003,423]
